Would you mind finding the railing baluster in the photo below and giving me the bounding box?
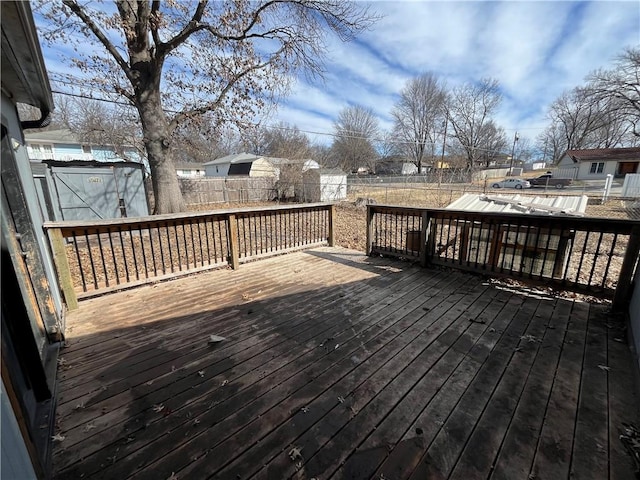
[85,230,99,290]
[157,223,166,275]
[587,231,605,287]
[173,220,182,272]
[575,231,590,284]
[601,233,618,288]
[72,232,87,292]
[108,228,119,285]
[139,224,149,279]
[96,230,109,288]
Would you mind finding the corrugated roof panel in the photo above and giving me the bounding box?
[446,194,588,216]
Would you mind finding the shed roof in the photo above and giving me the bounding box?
[446,194,588,216]
[204,152,260,165]
[563,147,640,163]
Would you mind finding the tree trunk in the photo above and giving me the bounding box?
[137,90,185,214]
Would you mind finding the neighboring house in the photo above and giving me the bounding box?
[175,162,205,178]
[25,128,145,166]
[1,2,65,477]
[302,168,348,202]
[556,147,640,180]
[204,152,276,178]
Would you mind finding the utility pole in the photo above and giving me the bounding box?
[439,113,448,188]
[509,131,519,175]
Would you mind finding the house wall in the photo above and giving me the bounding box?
[320,174,347,201]
[1,378,37,480]
[249,158,276,177]
[205,163,230,177]
[576,160,617,180]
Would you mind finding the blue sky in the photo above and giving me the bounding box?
[271,0,640,146]
[38,1,639,149]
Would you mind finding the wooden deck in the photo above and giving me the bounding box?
[52,247,639,480]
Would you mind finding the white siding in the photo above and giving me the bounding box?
[320,174,347,201]
[622,174,640,197]
[576,160,617,180]
[205,163,230,177]
[1,379,37,479]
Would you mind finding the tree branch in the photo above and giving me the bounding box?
[167,55,279,133]
[62,0,135,84]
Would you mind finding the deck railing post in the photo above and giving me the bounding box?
[48,228,78,311]
[612,225,640,312]
[328,204,336,247]
[366,205,374,256]
[227,214,240,269]
[420,211,430,267]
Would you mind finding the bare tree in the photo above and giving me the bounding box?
[261,122,312,159]
[587,47,640,136]
[475,121,508,167]
[36,1,376,213]
[446,78,504,168]
[392,73,447,172]
[331,105,380,173]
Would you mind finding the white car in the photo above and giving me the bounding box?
[491,178,531,189]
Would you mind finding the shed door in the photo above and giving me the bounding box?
[51,166,120,220]
[113,166,148,217]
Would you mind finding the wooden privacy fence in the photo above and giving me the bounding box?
[44,203,335,306]
[367,205,640,310]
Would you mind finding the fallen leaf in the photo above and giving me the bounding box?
[198,371,205,378]
[208,335,226,344]
[301,406,309,413]
[83,423,97,432]
[598,364,611,372]
[338,396,345,404]
[153,404,165,413]
[52,433,65,442]
[221,380,228,386]
[289,446,303,461]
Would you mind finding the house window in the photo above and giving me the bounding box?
[29,143,54,158]
[589,162,605,174]
[82,145,92,154]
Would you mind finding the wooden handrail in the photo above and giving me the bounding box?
[367,204,640,311]
[44,204,335,306]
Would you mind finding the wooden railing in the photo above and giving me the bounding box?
[45,203,335,306]
[367,205,640,310]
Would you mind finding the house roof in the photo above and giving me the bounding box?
[175,162,205,170]
[446,194,588,216]
[1,1,53,112]
[203,152,260,166]
[563,147,640,163]
[24,128,81,144]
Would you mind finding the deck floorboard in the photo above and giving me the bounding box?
[52,247,639,480]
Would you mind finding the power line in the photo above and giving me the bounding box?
[48,81,534,156]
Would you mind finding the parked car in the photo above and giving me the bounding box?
[528,174,572,189]
[491,178,531,189]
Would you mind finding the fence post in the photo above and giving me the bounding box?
[48,228,78,311]
[612,225,640,312]
[328,205,336,247]
[366,205,374,255]
[420,211,429,267]
[227,214,240,269]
